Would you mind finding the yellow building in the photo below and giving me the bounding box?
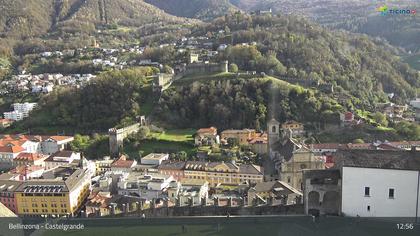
[184,161,263,187]
[221,129,256,146]
[15,168,91,217]
[95,157,114,174]
[281,121,305,136]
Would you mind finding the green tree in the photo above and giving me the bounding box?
[372,112,388,127]
[395,121,420,140]
[353,138,365,144]
[229,63,238,73]
[136,126,150,140]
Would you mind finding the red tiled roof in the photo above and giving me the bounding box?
[47,136,73,142]
[0,135,73,143]
[0,145,24,153]
[14,152,46,162]
[10,165,44,175]
[344,112,354,120]
[247,132,267,144]
[197,127,217,135]
[111,156,135,168]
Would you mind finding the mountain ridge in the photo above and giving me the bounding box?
[145,0,238,21]
[0,0,187,38]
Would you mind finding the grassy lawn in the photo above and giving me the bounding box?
[149,129,195,142]
[123,128,197,159]
[139,140,196,156]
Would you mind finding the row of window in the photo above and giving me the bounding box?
[364,187,395,198]
[20,198,66,202]
[22,209,67,213]
[29,203,67,208]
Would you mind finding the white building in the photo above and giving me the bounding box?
[341,166,420,217]
[44,151,81,170]
[3,111,24,121]
[13,103,37,114]
[41,136,74,155]
[140,153,169,165]
[3,103,37,121]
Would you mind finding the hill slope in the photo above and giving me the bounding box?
[0,0,186,38]
[230,0,420,52]
[193,13,419,105]
[145,0,237,21]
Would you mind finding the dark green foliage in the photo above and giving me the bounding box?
[156,77,342,130]
[394,121,420,141]
[70,134,109,159]
[145,0,237,21]
[196,13,419,106]
[15,67,156,133]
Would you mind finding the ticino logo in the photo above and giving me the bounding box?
[377,5,416,15]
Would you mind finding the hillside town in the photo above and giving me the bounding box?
[0,33,419,219]
[0,1,418,225]
[0,115,419,218]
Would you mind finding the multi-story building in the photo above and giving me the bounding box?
[158,161,186,181]
[44,151,81,170]
[14,167,91,217]
[248,132,268,154]
[13,152,48,167]
[281,121,305,136]
[220,129,256,146]
[303,149,420,217]
[3,103,37,121]
[110,155,137,173]
[0,145,24,170]
[184,161,264,187]
[40,136,74,155]
[95,156,114,174]
[3,111,24,121]
[194,127,219,146]
[0,134,73,155]
[0,180,21,213]
[117,172,174,201]
[13,103,37,116]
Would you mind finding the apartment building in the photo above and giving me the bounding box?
[14,167,91,217]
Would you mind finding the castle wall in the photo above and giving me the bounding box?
[184,61,228,76]
[109,121,143,157]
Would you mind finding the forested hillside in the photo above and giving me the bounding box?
[145,0,237,21]
[156,77,341,130]
[193,14,419,107]
[9,67,158,133]
[0,0,185,38]
[229,0,420,52]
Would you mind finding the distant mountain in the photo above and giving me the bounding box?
[0,0,186,38]
[145,0,238,21]
[230,0,420,52]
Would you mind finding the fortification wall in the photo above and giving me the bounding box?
[184,61,228,76]
[109,119,145,157]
